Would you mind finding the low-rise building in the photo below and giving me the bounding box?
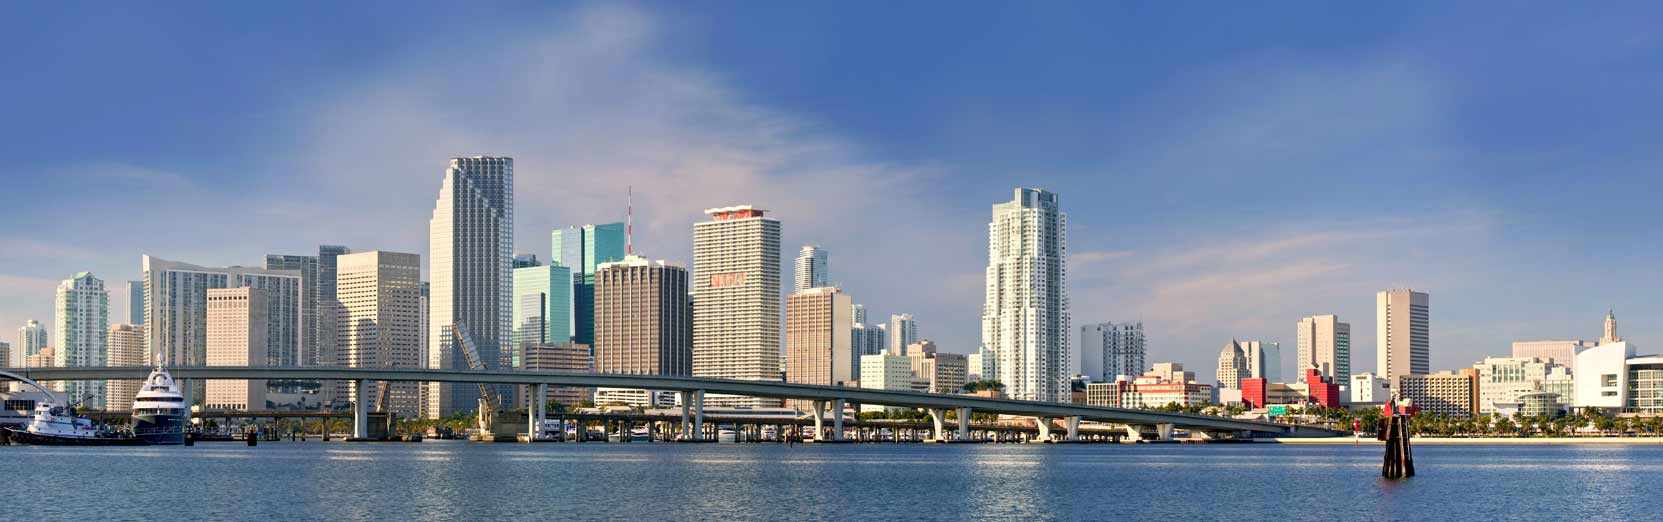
[522,342,594,407]
[1397,371,1475,417]
[1350,373,1389,404]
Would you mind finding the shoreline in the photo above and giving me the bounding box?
[1265,436,1663,445]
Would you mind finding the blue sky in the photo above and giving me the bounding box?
[3,2,1662,376]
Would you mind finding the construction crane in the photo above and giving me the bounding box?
[452,323,504,433]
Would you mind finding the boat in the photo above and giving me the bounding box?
[3,397,143,446]
[130,367,188,445]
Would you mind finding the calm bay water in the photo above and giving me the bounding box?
[3,441,1650,520]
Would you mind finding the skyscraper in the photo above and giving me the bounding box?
[143,256,302,371]
[205,287,268,410]
[336,251,424,417]
[55,272,108,407]
[1238,340,1280,382]
[692,205,782,408]
[594,255,691,376]
[552,222,626,346]
[428,156,513,418]
[1602,309,1621,345]
[106,324,145,411]
[887,314,917,356]
[265,254,319,367]
[16,319,46,368]
[315,245,352,369]
[1377,289,1430,384]
[851,303,867,325]
[981,188,1071,403]
[1296,314,1351,384]
[126,280,144,325]
[1216,339,1247,391]
[512,262,573,361]
[785,286,854,392]
[1079,321,1146,382]
[793,245,828,292]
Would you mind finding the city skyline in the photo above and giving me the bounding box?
[5,3,1663,379]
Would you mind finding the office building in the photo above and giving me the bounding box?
[126,280,144,325]
[1239,340,1280,382]
[1377,289,1430,384]
[512,253,540,269]
[851,303,867,325]
[552,222,626,346]
[427,156,513,418]
[1470,356,1563,414]
[981,188,1071,403]
[336,251,424,417]
[143,256,303,372]
[24,347,54,370]
[1216,340,1247,391]
[315,245,351,370]
[204,287,268,411]
[1396,371,1473,417]
[106,324,145,411]
[513,263,574,362]
[1512,339,1594,371]
[16,319,46,368]
[785,287,854,390]
[265,253,319,368]
[1079,321,1146,382]
[794,245,828,292]
[1296,314,1350,384]
[907,351,967,394]
[54,272,108,408]
[594,255,692,376]
[522,342,594,407]
[859,354,914,412]
[966,352,984,382]
[1351,373,1390,404]
[692,206,782,408]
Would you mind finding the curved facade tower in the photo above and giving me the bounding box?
[427,156,513,418]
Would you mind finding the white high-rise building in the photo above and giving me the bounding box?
[1216,340,1247,391]
[1079,322,1146,382]
[204,287,268,411]
[142,256,303,372]
[692,205,782,408]
[1377,289,1430,384]
[887,313,917,356]
[1238,340,1280,382]
[427,156,513,419]
[106,324,145,411]
[337,251,424,417]
[1296,314,1351,384]
[793,245,828,292]
[851,303,867,325]
[16,319,47,368]
[980,188,1071,403]
[54,272,108,408]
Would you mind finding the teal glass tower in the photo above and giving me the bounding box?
[512,263,573,365]
[551,222,626,345]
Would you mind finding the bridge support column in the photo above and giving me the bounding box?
[928,409,946,442]
[1157,423,1174,441]
[811,401,827,440]
[832,399,845,441]
[351,379,368,440]
[679,391,691,439]
[957,407,971,441]
[1033,417,1053,443]
[1065,416,1081,442]
[692,390,705,441]
[526,383,547,442]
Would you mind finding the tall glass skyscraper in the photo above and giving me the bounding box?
[981,188,1070,402]
[126,280,145,325]
[793,245,828,291]
[427,156,513,418]
[512,263,573,363]
[551,222,625,346]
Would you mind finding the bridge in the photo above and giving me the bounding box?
[5,367,1341,442]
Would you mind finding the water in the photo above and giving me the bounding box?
[3,441,1650,520]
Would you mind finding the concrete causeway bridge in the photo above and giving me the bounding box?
[6,366,1343,442]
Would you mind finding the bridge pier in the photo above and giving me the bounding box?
[526,383,547,442]
[810,400,827,440]
[1033,417,1053,443]
[927,408,947,442]
[831,399,845,441]
[957,407,971,441]
[351,379,368,440]
[1065,416,1081,442]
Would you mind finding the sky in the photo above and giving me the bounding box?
[3,2,1663,378]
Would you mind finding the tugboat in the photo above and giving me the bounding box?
[131,367,188,445]
[0,373,143,445]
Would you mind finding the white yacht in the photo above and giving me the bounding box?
[130,368,188,445]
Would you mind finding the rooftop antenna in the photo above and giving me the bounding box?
[626,185,634,256]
